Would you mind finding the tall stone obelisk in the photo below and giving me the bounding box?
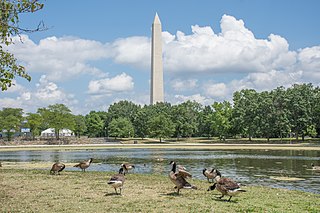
[150,13,164,104]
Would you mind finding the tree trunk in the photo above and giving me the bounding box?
[56,129,60,140]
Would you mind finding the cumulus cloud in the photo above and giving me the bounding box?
[163,15,297,74]
[6,35,108,81]
[107,36,151,68]
[0,75,78,113]
[87,73,134,95]
[173,94,214,106]
[201,69,305,102]
[205,83,228,98]
[297,46,320,80]
[171,79,198,91]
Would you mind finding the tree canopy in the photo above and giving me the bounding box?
[0,0,45,91]
[1,83,320,142]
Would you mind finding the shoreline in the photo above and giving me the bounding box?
[1,142,320,151]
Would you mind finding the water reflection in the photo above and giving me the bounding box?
[1,148,319,194]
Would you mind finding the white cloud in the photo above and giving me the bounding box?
[108,36,151,68]
[0,75,78,113]
[173,94,214,105]
[205,83,228,98]
[34,75,74,102]
[87,73,134,95]
[6,35,108,81]
[163,14,297,74]
[171,79,198,91]
[297,46,320,81]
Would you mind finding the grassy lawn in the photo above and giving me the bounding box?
[1,167,319,212]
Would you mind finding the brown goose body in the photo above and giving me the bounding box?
[50,163,65,175]
[108,168,125,194]
[207,169,246,201]
[121,163,135,174]
[169,161,196,194]
[74,158,93,172]
[203,168,215,182]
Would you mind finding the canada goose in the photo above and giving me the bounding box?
[203,168,215,183]
[207,169,246,202]
[108,167,125,195]
[74,158,93,172]
[168,161,191,178]
[50,162,65,175]
[311,163,320,171]
[121,163,135,175]
[169,161,197,194]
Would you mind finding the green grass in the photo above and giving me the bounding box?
[1,167,319,213]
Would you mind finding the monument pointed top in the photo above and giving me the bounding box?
[153,13,161,24]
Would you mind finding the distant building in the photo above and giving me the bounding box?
[41,128,74,137]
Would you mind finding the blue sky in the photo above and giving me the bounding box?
[1,0,320,115]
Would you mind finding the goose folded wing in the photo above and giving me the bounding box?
[220,178,240,190]
[109,174,124,182]
[177,169,192,178]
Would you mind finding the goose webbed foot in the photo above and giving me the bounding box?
[218,195,224,199]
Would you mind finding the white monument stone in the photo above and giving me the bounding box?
[150,13,164,104]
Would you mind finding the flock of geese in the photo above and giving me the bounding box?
[48,158,246,201]
[3,159,320,201]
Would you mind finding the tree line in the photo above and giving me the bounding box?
[1,83,320,142]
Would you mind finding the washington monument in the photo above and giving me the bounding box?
[150,13,164,104]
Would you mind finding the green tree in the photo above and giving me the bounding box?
[133,106,149,139]
[25,112,42,140]
[286,84,315,141]
[1,0,45,90]
[107,100,140,124]
[73,115,87,138]
[85,111,104,138]
[96,111,108,137]
[254,91,276,141]
[38,104,75,140]
[0,108,24,141]
[270,86,291,140]
[147,114,175,142]
[212,101,232,140]
[232,89,259,141]
[108,117,134,138]
[172,101,202,138]
[198,105,214,138]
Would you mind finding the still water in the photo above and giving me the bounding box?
[1,148,319,194]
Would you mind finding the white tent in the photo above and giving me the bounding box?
[41,128,74,137]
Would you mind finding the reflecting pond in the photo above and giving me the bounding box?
[1,148,320,194]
